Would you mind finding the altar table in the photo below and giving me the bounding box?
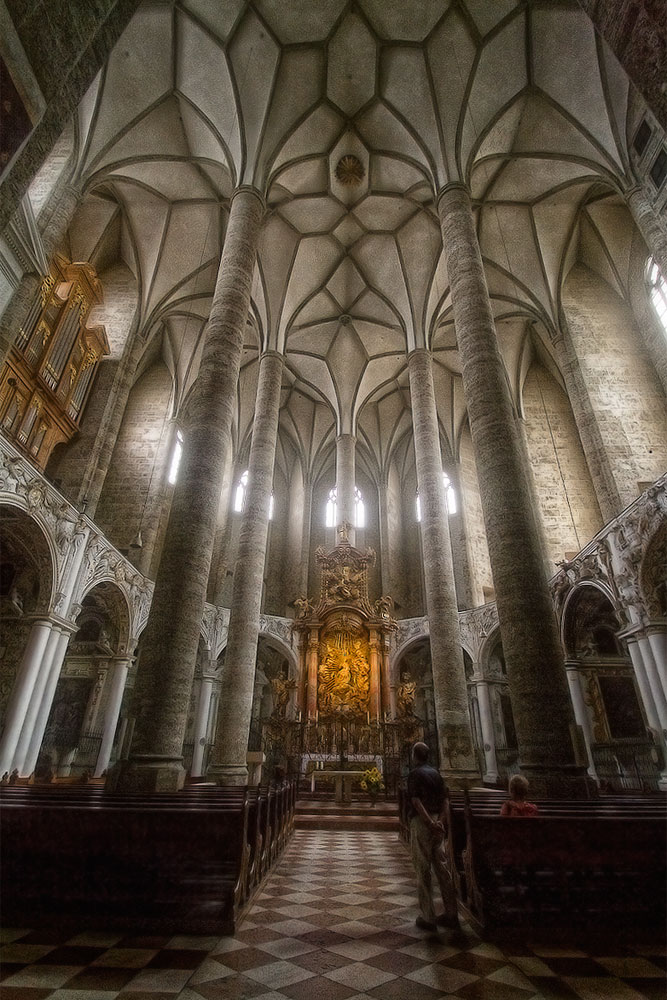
[310,769,367,803]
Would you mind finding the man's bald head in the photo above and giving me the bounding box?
[412,742,429,764]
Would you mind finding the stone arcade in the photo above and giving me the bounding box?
[1,1,667,813]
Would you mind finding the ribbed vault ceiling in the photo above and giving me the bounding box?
[62,0,645,484]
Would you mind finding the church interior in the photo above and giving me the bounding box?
[0,1,666,996]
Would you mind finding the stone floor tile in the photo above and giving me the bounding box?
[563,977,647,999]
[91,949,159,968]
[2,965,84,989]
[242,959,315,988]
[325,960,397,991]
[404,961,479,993]
[254,937,317,960]
[121,967,194,992]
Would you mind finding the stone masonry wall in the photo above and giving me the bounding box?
[563,263,667,511]
[522,364,603,568]
[94,362,172,554]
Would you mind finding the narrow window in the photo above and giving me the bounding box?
[167,430,183,485]
[416,473,457,521]
[647,257,667,335]
[633,120,652,156]
[650,148,667,189]
[268,492,274,521]
[354,486,365,528]
[325,487,337,527]
[234,469,249,512]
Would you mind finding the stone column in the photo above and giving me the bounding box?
[368,629,381,721]
[11,622,65,774]
[647,625,667,695]
[407,348,478,782]
[299,477,313,594]
[564,660,597,780]
[336,434,356,546]
[377,477,391,595]
[208,350,284,784]
[0,617,55,773]
[638,633,667,731]
[133,420,177,576]
[626,185,667,279]
[306,629,319,719]
[475,680,499,784]
[190,672,215,777]
[21,625,76,777]
[625,635,662,734]
[438,183,586,796]
[94,656,132,776]
[119,186,264,792]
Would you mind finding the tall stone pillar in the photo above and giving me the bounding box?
[208,350,284,784]
[564,660,597,780]
[407,348,478,782]
[626,185,667,279]
[336,434,356,546]
[118,187,264,792]
[638,633,667,731]
[475,680,499,784]
[190,672,215,777]
[11,621,65,774]
[95,656,132,776]
[22,626,75,776]
[299,478,313,594]
[438,183,586,796]
[0,617,55,772]
[647,625,667,694]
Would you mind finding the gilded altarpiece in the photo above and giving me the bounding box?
[292,535,397,723]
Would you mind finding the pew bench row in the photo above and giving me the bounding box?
[0,780,297,935]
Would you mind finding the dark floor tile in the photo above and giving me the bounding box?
[527,976,582,998]
[291,949,352,974]
[210,947,273,973]
[15,931,70,946]
[300,930,351,948]
[116,992,180,1000]
[0,989,53,1000]
[279,974,356,1000]
[638,955,667,971]
[191,974,267,999]
[0,963,26,982]
[439,951,506,975]
[34,945,106,965]
[146,948,206,969]
[115,935,172,950]
[457,979,536,1000]
[622,979,667,999]
[541,957,613,977]
[367,978,444,1000]
[233,926,282,945]
[62,965,137,990]
[362,930,415,949]
[366,950,426,976]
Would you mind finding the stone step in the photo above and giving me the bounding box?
[294,798,400,832]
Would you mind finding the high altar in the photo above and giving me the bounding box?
[292,526,397,723]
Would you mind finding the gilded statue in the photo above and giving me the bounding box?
[318,637,370,714]
[294,595,314,619]
[270,674,296,718]
[327,564,363,603]
[396,670,417,718]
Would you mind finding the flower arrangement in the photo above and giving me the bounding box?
[360,766,384,796]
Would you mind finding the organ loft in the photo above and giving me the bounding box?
[0,0,666,958]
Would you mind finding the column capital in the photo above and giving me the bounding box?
[260,349,285,363]
[436,181,472,209]
[231,185,266,212]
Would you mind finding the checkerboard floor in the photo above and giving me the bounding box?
[2,831,665,998]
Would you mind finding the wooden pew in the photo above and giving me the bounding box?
[456,797,666,939]
[0,779,297,934]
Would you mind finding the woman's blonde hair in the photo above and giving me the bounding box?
[508,774,530,800]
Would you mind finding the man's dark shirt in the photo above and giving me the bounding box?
[407,763,447,819]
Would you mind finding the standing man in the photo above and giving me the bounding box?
[407,741,460,931]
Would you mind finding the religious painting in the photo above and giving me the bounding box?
[598,675,646,740]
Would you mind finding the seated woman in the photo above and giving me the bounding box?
[500,774,539,816]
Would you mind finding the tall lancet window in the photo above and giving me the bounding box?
[234,469,249,512]
[647,257,667,335]
[167,430,184,485]
[416,473,457,521]
[325,486,365,527]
